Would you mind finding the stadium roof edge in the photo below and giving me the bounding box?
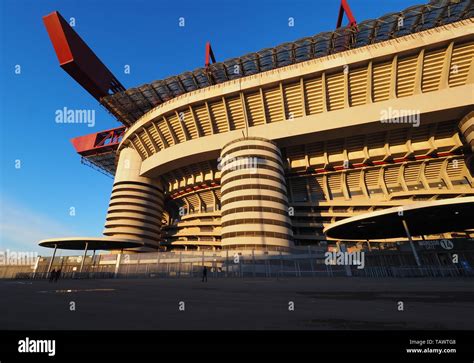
[101,0,473,127]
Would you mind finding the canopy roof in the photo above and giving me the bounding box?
[324,197,474,240]
[39,237,144,250]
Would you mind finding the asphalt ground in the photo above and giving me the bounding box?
[1,277,473,330]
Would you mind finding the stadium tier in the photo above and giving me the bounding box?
[100,0,474,127]
[41,0,474,252]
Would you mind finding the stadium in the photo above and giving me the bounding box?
[38,0,473,267]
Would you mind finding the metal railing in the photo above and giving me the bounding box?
[9,259,473,280]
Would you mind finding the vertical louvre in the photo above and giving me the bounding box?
[264,87,284,123]
[422,48,445,93]
[424,160,443,181]
[226,96,246,130]
[209,100,228,133]
[179,108,197,139]
[404,163,420,183]
[396,55,418,97]
[446,158,465,178]
[364,168,381,195]
[138,129,153,153]
[346,171,362,198]
[245,92,265,126]
[404,162,423,191]
[133,135,146,158]
[148,123,163,150]
[372,61,392,102]
[449,42,474,87]
[326,73,345,111]
[328,173,343,199]
[157,118,174,146]
[167,112,185,143]
[283,82,303,119]
[349,67,368,106]
[194,104,212,136]
[384,165,403,193]
[304,77,324,115]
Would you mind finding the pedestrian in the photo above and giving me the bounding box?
[202,266,207,282]
[49,268,56,283]
[54,268,61,282]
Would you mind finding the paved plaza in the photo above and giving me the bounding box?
[1,277,474,330]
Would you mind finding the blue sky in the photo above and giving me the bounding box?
[0,0,420,255]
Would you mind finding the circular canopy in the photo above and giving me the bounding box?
[324,197,474,240]
[38,237,143,251]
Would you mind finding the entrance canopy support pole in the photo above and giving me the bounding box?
[47,244,58,274]
[401,219,422,267]
[90,249,96,272]
[80,242,89,273]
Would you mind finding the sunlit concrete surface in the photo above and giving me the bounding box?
[1,278,474,330]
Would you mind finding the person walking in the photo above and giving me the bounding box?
[202,266,208,282]
[54,268,61,282]
[49,268,56,283]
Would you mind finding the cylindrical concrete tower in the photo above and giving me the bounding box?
[220,137,294,252]
[459,111,474,152]
[103,147,164,250]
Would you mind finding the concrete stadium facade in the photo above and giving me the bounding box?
[38,1,474,254]
[95,19,474,252]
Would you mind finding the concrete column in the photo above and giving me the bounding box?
[220,137,294,252]
[103,147,165,251]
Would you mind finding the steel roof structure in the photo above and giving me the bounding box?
[44,0,473,177]
[101,0,473,127]
[70,127,125,177]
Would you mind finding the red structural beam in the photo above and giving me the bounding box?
[205,41,216,68]
[71,126,126,156]
[43,11,125,101]
[336,0,357,28]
